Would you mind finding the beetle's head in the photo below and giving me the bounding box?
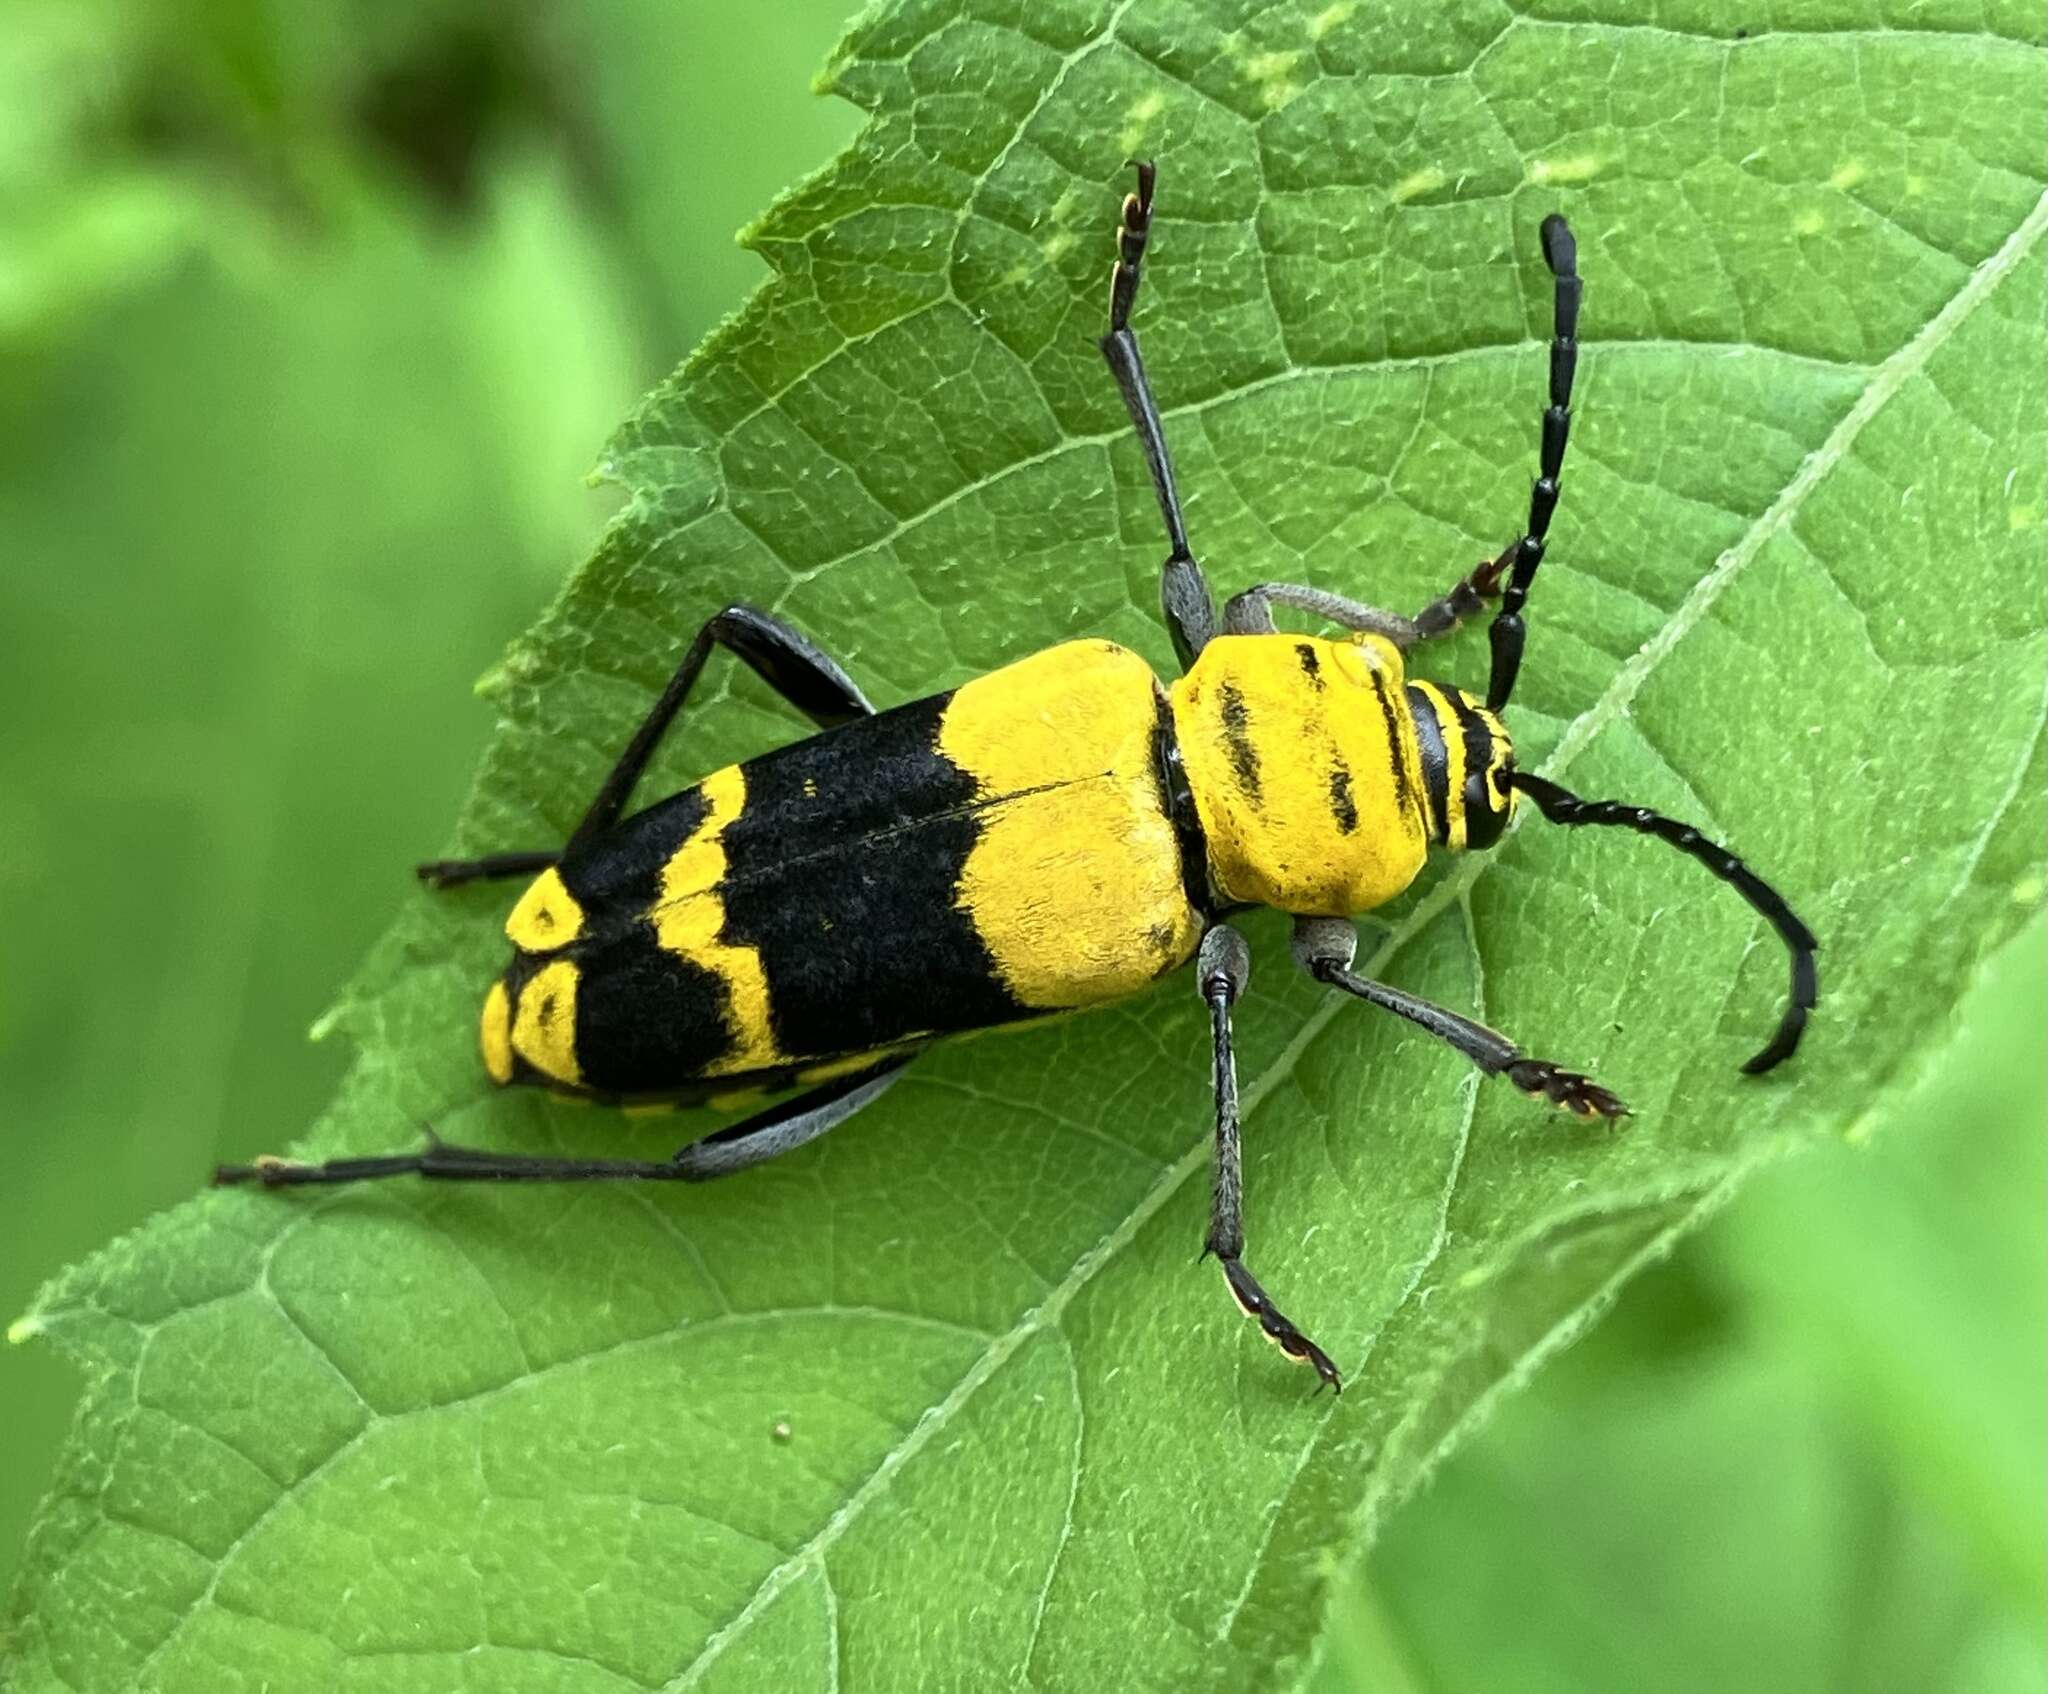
[1406,679,1516,851]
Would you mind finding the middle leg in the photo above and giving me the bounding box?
[1291,917,1627,1117]
[214,1056,913,1189]
[1197,925,1342,1392]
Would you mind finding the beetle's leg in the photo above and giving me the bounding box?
[1220,565,1518,645]
[564,604,872,855]
[1409,552,1514,643]
[1231,219,1579,666]
[1225,232,1578,657]
[1197,926,1342,1392]
[417,604,875,886]
[414,850,561,889]
[1290,917,1628,1117]
[1098,161,1216,672]
[1485,214,1580,711]
[669,1057,910,1177]
[214,1058,912,1189]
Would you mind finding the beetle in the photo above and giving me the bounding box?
[219,165,1818,1391]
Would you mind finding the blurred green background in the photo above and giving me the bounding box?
[2,3,2040,1687]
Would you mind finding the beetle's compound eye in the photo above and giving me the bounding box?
[1463,734,1516,850]
[1460,690,1516,850]
[1406,679,1516,851]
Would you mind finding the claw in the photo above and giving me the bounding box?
[1286,1332,1344,1395]
[1471,549,1514,598]
[214,1153,302,1188]
[1219,1258,1344,1394]
[1505,1059,1629,1119]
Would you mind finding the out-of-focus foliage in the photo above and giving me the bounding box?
[0,0,855,349]
[2,2,2041,1690]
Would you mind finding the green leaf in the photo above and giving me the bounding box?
[7,3,2043,1690]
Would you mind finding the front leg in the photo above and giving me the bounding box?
[1197,926,1342,1393]
[1220,564,1509,646]
[1291,917,1627,1117]
[1097,162,1216,671]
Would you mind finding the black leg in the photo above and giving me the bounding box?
[416,850,562,890]
[1290,917,1628,1117]
[1408,551,1512,643]
[564,603,874,856]
[214,1058,913,1189]
[1098,162,1215,672]
[417,604,875,887]
[1486,215,1581,712]
[1197,926,1342,1392]
[1509,774,1818,1074]
[669,1058,910,1177]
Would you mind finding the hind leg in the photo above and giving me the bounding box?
[418,603,875,887]
[216,1057,914,1189]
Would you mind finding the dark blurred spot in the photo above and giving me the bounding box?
[354,26,542,214]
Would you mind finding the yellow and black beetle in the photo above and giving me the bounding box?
[220,166,1819,1392]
